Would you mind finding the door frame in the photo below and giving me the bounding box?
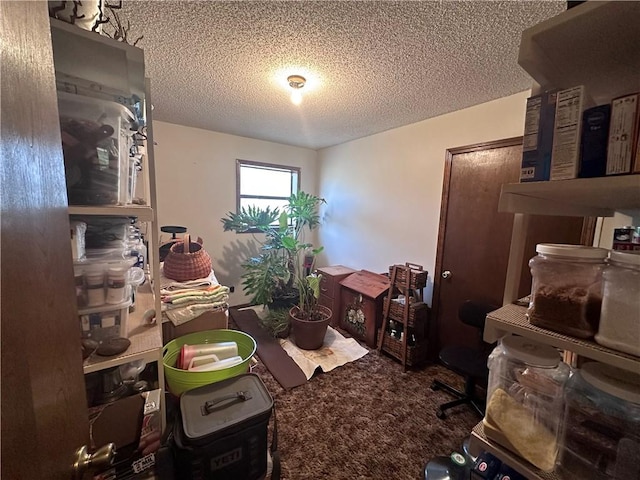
[430,137,523,353]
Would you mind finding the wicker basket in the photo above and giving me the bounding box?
[388,264,427,290]
[382,297,429,327]
[382,334,428,366]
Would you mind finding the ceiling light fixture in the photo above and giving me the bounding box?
[287,75,306,105]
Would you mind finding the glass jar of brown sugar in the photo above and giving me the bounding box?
[527,243,608,339]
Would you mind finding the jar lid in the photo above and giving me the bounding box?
[609,250,640,267]
[580,362,640,404]
[536,243,608,259]
[501,335,561,367]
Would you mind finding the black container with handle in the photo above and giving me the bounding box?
[173,373,276,480]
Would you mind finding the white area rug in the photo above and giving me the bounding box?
[279,327,369,379]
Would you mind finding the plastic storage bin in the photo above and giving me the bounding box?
[79,297,132,342]
[57,91,136,205]
[528,243,608,339]
[484,335,570,472]
[558,361,640,480]
[595,251,640,356]
[74,258,143,309]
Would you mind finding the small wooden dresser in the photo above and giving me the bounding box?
[317,265,357,328]
[339,270,390,348]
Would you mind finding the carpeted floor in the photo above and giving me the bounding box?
[245,333,481,480]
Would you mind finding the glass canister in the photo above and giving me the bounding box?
[528,243,608,339]
[484,335,570,472]
[557,361,640,480]
[595,251,640,356]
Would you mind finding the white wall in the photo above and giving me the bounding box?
[316,91,531,305]
[152,91,531,308]
[152,121,318,305]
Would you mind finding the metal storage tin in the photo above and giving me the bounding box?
[174,373,273,480]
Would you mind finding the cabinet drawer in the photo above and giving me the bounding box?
[318,265,357,299]
[319,275,335,298]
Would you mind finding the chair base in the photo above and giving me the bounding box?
[431,379,485,419]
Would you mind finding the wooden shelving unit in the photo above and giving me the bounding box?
[378,264,429,371]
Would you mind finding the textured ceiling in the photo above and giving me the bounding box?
[116,1,566,149]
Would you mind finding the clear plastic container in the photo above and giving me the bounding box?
[595,251,640,356]
[558,361,640,480]
[74,257,143,309]
[528,243,608,339]
[57,91,135,206]
[79,298,132,341]
[484,335,570,472]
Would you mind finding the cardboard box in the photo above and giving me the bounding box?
[607,92,640,175]
[521,90,558,182]
[162,309,228,343]
[91,389,162,480]
[550,85,586,180]
[579,104,611,178]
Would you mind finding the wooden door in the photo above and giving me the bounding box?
[1,2,90,478]
[431,138,590,353]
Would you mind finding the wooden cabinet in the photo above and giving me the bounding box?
[339,270,390,348]
[317,265,357,327]
[468,3,640,479]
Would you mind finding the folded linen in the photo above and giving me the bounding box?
[164,301,228,326]
[159,265,219,291]
[162,285,229,304]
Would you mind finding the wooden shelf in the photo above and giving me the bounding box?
[484,302,640,373]
[469,422,560,480]
[83,281,162,374]
[518,1,640,105]
[68,205,153,221]
[498,175,640,217]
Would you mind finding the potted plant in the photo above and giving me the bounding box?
[221,191,329,335]
[288,270,332,350]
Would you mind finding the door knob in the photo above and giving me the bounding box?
[441,270,452,279]
[73,443,115,479]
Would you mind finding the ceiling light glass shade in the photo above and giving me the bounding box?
[290,89,302,105]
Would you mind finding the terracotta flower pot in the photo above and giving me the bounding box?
[289,305,332,350]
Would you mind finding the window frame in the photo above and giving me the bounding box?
[235,159,301,231]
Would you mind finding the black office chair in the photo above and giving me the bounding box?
[431,300,497,419]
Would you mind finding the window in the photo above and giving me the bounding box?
[236,160,300,220]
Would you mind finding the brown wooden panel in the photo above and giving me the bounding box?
[1,2,90,478]
[432,138,590,354]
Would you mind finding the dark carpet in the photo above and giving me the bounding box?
[228,315,481,480]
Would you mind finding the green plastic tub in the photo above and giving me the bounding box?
[163,329,256,396]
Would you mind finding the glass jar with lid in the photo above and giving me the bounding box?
[557,361,640,480]
[528,243,608,339]
[595,251,640,356]
[484,335,570,472]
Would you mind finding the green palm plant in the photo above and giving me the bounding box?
[221,191,326,309]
